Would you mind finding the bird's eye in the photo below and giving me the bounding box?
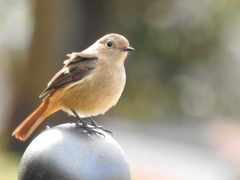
[106,41,113,47]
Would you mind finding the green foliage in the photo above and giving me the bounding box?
[106,0,240,121]
[0,150,20,180]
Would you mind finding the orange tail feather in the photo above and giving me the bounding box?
[12,97,54,141]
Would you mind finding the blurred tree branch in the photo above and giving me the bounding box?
[7,0,107,152]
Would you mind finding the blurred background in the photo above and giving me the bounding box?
[1,0,240,179]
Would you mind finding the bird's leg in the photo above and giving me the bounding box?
[88,117,112,135]
[71,109,104,136]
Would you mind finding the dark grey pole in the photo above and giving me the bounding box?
[18,123,131,180]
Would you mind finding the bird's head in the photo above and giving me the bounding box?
[81,34,134,65]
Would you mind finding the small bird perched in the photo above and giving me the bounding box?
[12,33,134,141]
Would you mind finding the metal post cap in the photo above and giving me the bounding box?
[18,123,131,180]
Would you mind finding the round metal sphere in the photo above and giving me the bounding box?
[18,123,131,180]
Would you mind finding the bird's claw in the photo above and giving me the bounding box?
[94,126,112,136]
[75,122,105,137]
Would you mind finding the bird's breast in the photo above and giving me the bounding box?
[58,62,126,117]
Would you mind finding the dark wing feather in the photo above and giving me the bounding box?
[39,56,98,97]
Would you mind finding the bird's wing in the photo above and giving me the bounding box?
[39,54,98,98]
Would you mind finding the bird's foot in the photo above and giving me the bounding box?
[75,121,105,137]
[72,110,105,137]
[88,117,113,136]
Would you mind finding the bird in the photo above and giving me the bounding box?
[12,33,134,141]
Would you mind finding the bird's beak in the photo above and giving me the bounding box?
[122,46,135,51]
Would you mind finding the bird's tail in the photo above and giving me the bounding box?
[12,96,58,141]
